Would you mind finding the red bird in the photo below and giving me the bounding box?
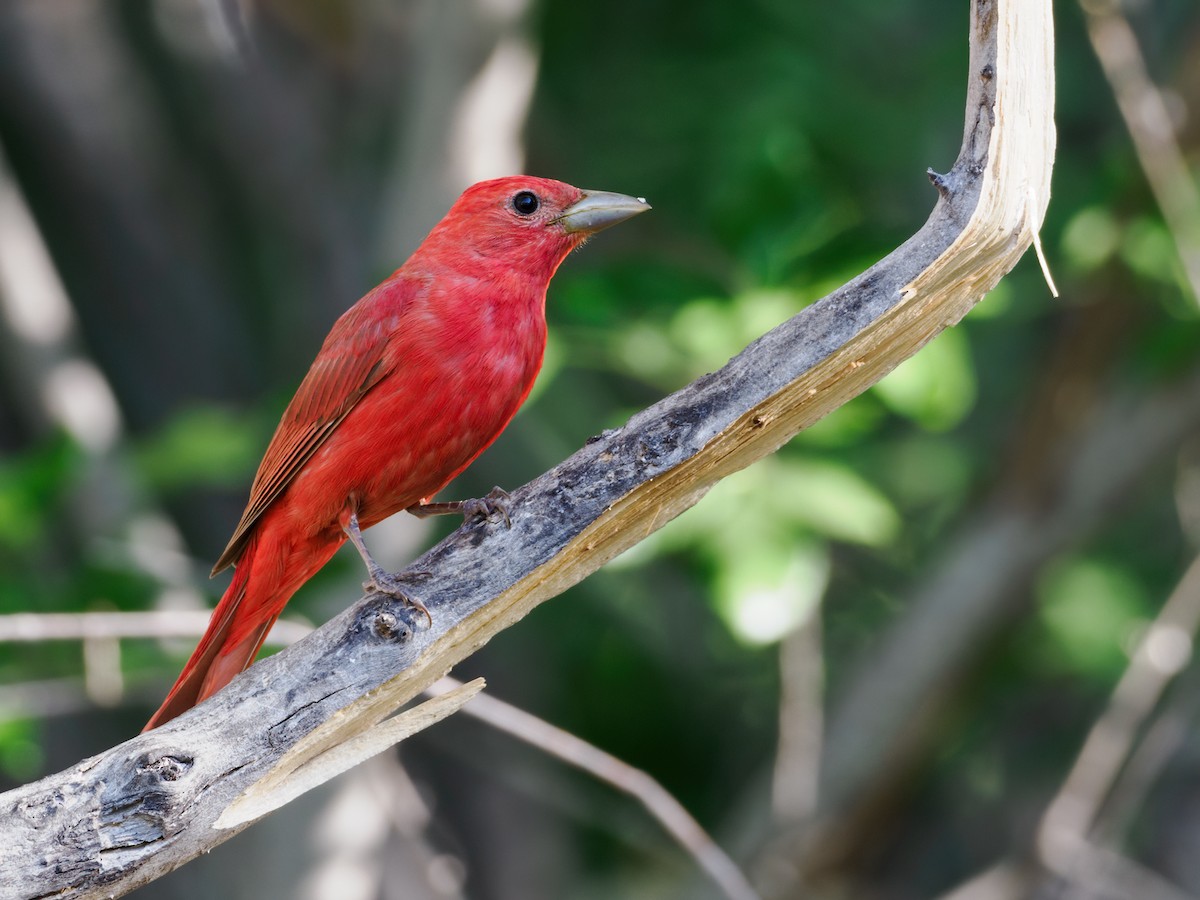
[145,177,649,730]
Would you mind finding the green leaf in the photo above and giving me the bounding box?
[872,327,976,430]
[1037,558,1145,677]
[1060,206,1121,272]
[136,406,263,492]
[716,536,829,645]
[0,436,79,551]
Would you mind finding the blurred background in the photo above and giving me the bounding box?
[1,0,1199,898]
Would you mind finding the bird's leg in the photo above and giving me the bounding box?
[407,486,512,527]
[341,511,432,628]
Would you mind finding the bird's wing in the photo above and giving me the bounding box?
[212,284,409,575]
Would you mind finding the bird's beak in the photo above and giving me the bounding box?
[555,190,651,234]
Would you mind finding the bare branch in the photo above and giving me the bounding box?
[0,0,1055,895]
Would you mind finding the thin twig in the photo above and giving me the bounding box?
[1037,555,1200,883]
[1052,838,1194,900]
[932,860,1031,900]
[1092,680,1195,844]
[1080,0,1200,306]
[0,610,312,645]
[427,677,761,900]
[772,605,824,823]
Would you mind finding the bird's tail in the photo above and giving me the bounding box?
[142,563,276,732]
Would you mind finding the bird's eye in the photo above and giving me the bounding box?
[512,191,540,216]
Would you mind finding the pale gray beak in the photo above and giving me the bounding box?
[555,190,651,234]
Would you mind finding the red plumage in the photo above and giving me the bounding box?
[145,176,648,730]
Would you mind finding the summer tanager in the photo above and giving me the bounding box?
[144,177,649,730]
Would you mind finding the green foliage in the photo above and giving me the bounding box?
[135,405,264,492]
[1036,557,1147,678]
[0,435,79,552]
[1061,206,1122,272]
[0,720,42,782]
[872,327,977,431]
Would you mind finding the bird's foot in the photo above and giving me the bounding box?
[461,486,512,526]
[407,486,512,527]
[363,568,432,629]
[342,509,433,628]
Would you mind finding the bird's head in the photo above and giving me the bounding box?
[415,176,650,278]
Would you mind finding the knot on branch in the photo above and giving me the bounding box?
[371,609,411,642]
[354,595,417,644]
[92,751,198,857]
[138,753,194,783]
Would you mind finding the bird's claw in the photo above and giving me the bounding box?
[461,486,512,527]
[363,570,432,629]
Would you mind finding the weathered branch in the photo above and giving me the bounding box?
[0,0,1054,896]
[0,610,760,900]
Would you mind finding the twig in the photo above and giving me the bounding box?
[1080,0,1200,306]
[0,610,312,645]
[1048,838,1194,900]
[772,605,824,824]
[199,0,253,60]
[1092,679,1195,844]
[428,678,761,900]
[1037,555,1200,878]
[933,859,1032,900]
